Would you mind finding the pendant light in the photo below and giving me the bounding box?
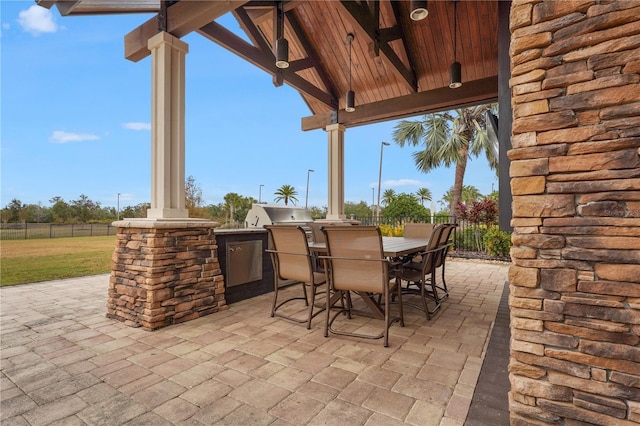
[410,0,428,21]
[449,0,462,89]
[345,33,355,112]
[275,1,289,69]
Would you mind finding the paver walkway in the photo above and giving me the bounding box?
[1,260,509,425]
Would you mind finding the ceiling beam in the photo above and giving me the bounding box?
[301,76,498,131]
[36,0,81,15]
[124,0,249,62]
[339,0,417,92]
[197,20,338,109]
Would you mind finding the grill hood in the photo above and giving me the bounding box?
[244,204,313,228]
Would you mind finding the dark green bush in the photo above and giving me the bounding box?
[484,227,512,257]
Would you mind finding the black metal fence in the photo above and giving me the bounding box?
[0,223,117,240]
[2,218,496,252]
[350,215,492,252]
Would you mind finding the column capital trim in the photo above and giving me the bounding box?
[148,31,189,54]
[325,123,346,132]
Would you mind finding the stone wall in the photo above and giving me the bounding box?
[508,1,640,424]
[108,221,227,330]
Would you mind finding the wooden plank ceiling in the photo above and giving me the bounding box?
[37,0,499,130]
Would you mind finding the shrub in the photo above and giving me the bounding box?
[379,224,403,237]
[455,225,488,251]
[484,227,512,257]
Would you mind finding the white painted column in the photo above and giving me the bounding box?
[147,32,189,219]
[325,123,346,221]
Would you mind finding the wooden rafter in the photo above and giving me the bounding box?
[197,20,338,109]
[124,1,249,62]
[339,0,417,92]
[286,11,339,102]
[301,76,498,131]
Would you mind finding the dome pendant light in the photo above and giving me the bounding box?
[275,1,289,69]
[410,0,428,21]
[449,0,462,89]
[345,33,355,112]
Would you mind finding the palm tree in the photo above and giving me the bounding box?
[416,188,432,206]
[440,185,483,211]
[381,189,396,207]
[274,184,299,206]
[392,105,498,218]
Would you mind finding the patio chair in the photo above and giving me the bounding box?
[265,224,326,329]
[433,223,457,301]
[320,225,403,347]
[403,222,435,238]
[308,221,325,244]
[402,222,435,264]
[395,223,446,319]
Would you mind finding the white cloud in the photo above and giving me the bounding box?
[122,122,151,131]
[382,179,425,187]
[17,5,58,36]
[2,23,10,31]
[49,131,100,144]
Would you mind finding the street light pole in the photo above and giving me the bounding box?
[305,169,314,209]
[372,187,375,214]
[259,184,264,203]
[376,142,390,221]
[117,193,121,220]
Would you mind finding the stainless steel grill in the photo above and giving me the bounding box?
[244,204,312,228]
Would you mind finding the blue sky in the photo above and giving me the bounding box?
[1,1,497,212]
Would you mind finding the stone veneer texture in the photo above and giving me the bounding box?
[107,225,227,330]
[508,1,640,424]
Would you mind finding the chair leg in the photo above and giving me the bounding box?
[419,279,431,320]
[271,281,279,318]
[395,278,404,327]
[306,284,315,329]
[383,287,390,347]
[439,263,449,300]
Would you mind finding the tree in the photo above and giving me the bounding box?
[121,203,150,219]
[381,189,396,207]
[70,194,98,223]
[383,193,429,221]
[439,185,482,212]
[185,175,204,212]
[307,205,327,220]
[274,184,298,206]
[392,104,498,218]
[3,199,25,223]
[49,196,70,223]
[344,201,372,218]
[416,188,432,206]
[224,192,255,224]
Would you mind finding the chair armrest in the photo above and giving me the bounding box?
[265,249,312,258]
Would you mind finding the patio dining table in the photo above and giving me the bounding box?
[309,236,432,259]
[310,236,432,319]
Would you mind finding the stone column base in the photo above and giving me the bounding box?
[107,219,227,330]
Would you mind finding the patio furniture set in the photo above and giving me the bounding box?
[265,222,456,347]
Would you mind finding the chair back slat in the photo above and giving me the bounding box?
[322,225,387,294]
[266,225,313,283]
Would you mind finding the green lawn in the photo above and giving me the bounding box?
[0,236,115,286]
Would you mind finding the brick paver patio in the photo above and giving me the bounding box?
[1,260,509,425]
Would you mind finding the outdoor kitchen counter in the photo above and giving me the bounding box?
[214,228,274,304]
